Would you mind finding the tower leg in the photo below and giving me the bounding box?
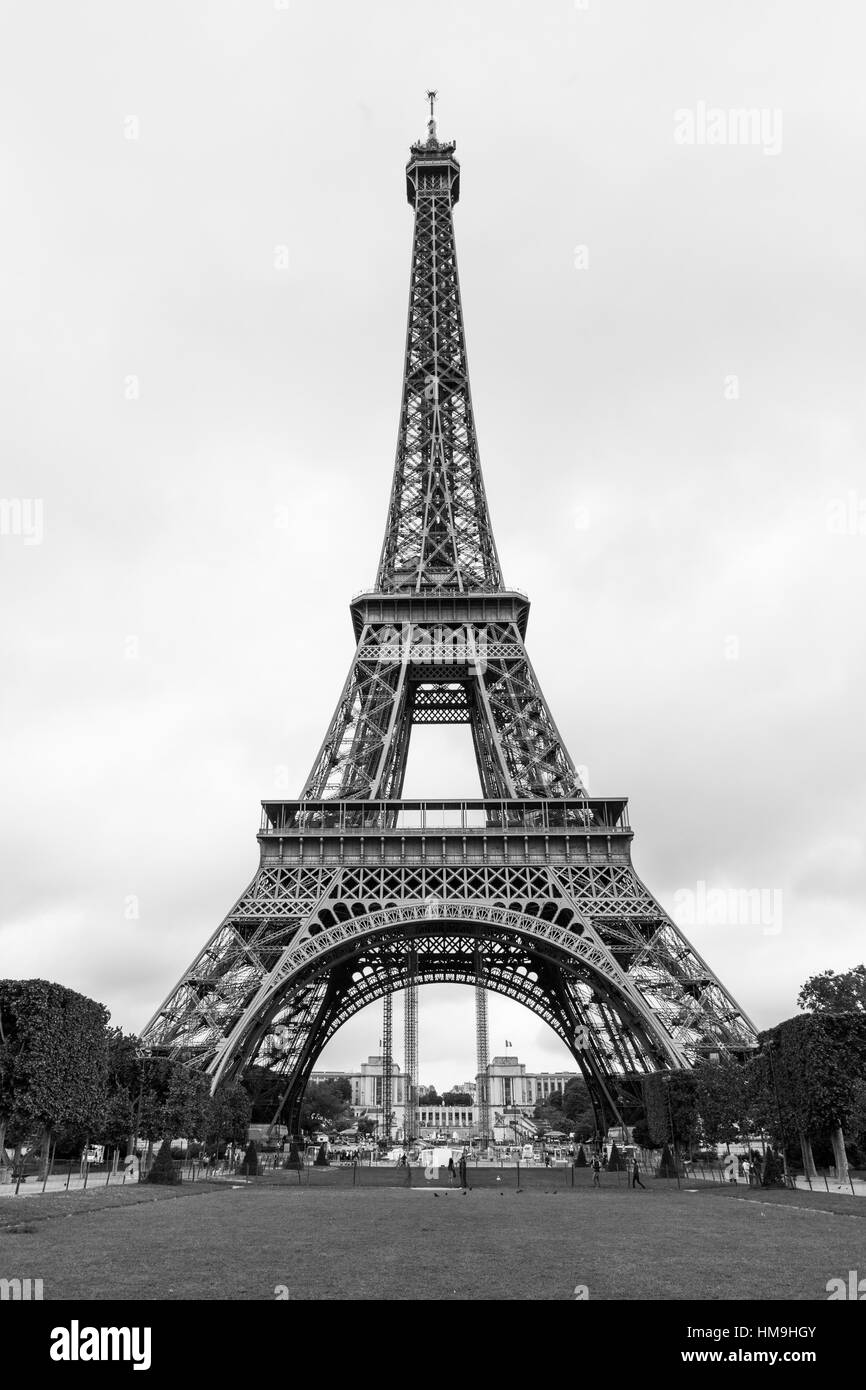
[475,965,490,1149]
[404,959,418,1146]
[382,996,393,1144]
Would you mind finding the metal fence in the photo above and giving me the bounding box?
[0,1155,211,1196]
[3,1152,863,1198]
[679,1160,864,1197]
[252,1157,645,1190]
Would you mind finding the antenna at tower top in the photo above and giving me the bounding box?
[426,88,438,140]
[426,89,437,119]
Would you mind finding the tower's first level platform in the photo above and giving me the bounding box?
[259,797,631,867]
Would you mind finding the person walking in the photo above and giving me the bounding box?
[631,1157,646,1190]
[591,1154,602,1188]
[447,1154,455,1185]
[458,1152,467,1189]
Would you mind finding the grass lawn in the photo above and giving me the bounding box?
[1,1176,861,1300]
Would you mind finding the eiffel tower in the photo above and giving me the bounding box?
[142,96,757,1137]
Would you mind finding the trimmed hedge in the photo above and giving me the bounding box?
[147,1138,180,1185]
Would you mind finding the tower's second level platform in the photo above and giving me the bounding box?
[350,589,530,641]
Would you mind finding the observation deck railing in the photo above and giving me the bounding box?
[259,798,629,837]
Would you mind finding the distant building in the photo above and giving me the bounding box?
[479,1055,578,1112]
[417,1102,477,1142]
[449,1081,477,1099]
[310,1056,408,1137]
[311,1052,579,1144]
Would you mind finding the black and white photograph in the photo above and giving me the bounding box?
[1,0,865,1347]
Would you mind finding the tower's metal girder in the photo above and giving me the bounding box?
[475,969,490,1143]
[404,967,418,1143]
[381,995,393,1143]
[376,122,501,595]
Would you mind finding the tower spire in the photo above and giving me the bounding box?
[426,88,437,142]
[377,102,501,594]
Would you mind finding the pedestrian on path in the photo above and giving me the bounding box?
[591,1155,602,1187]
[631,1157,645,1190]
[458,1153,467,1189]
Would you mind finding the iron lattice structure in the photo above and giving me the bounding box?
[403,970,418,1143]
[475,974,490,1143]
[142,103,757,1135]
[381,996,393,1143]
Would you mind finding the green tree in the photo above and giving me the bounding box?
[442,1090,472,1105]
[560,1077,592,1122]
[102,1085,135,1154]
[569,1107,597,1141]
[131,1054,179,1161]
[299,1080,351,1135]
[692,1055,749,1146]
[847,1082,866,1154]
[754,1014,866,1181]
[100,1029,144,1159]
[205,1081,252,1154]
[533,1103,568,1134]
[106,1028,141,1090]
[797,965,866,1015]
[0,980,110,1176]
[355,1117,377,1139]
[418,1085,443,1105]
[163,1069,211,1147]
[642,1073,699,1153]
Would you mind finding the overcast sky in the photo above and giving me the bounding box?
[2,1,864,1088]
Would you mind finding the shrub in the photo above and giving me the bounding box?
[575,1146,587,1167]
[283,1141,302,1171]
[761,1147,786,1187]
[314,1143,329,1167]
[606,1142,626,1171]
[146,1138,179,1185]
[656,1144,677,1178]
